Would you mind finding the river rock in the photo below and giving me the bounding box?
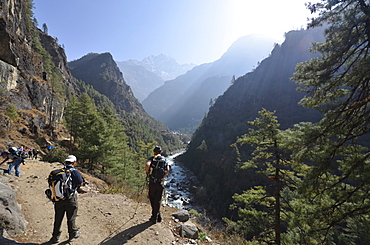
[179,221,198,239]
[0,183,27,237]
[172,210,190,222]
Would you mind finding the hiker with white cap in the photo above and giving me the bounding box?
[48,155,85,243]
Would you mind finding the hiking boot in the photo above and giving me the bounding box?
[157,214,162,222]
[149,216,157,224]
[48,236,60,244]
[68,231,82,242]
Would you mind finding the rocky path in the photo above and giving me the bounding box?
[0,159,191,245]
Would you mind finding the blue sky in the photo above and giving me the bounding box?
[33,0,311,65]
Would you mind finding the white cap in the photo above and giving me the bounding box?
[65,155,77,163]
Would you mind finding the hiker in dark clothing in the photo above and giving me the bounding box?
[28,148,33,159]
[32,148,38,159]
[145,146,169,224]
[49,155,85,243]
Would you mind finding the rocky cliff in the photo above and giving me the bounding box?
[0,0,77,151]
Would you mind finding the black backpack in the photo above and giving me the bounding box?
[18,151,28,160]
[149,155,168,183]
[46,168,75,202]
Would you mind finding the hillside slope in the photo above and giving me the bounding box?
[67,52,185,151]
[178,27,326,218]
[0,160,187,245]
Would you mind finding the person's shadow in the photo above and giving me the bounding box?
[98,221,153,245]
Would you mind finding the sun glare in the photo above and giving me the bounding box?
[225,0,310,42]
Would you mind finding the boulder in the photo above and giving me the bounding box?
[0,183,27,237]
[180,221,198,239]
[172,210,189,222]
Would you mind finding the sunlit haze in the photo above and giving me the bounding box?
[33,0,312,65]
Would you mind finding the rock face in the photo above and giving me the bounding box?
[0,0,39,72]
[0,183,27,237]
[0,0,77,150]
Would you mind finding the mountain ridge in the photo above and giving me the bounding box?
[116,54,195,102]
[120,54,195,81]
[142,34,277,133]
[69,52,144,115]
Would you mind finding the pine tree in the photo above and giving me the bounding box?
[227,109,301,244]
[5,104,19,122]
[291,0,370,242]
[42,23,48,34]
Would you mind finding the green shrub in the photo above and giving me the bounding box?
[5,104,19,122]
[42,146,67,163]
[189,209,202,218]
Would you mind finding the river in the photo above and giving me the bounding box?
[164,152,224,229]
[163,152,199,210]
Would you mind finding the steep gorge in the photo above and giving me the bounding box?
[178,27,326,218]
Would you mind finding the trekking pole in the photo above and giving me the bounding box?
[129,177,148,217]
[98,178,149,244]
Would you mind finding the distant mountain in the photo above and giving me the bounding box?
[68,53,183,150]
[142,34,277,133]
[177,27,325,218]
[116,54,195,101]
[116,62,164,102]
[121,54,195,81]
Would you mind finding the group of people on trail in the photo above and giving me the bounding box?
[47,145,169,243]
[27,148,39,159]
[0,146,85,243]
[0,145,170,243]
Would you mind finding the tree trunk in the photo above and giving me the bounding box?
[274,145,281,245]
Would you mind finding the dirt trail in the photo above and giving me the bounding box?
[0,159,187,245]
